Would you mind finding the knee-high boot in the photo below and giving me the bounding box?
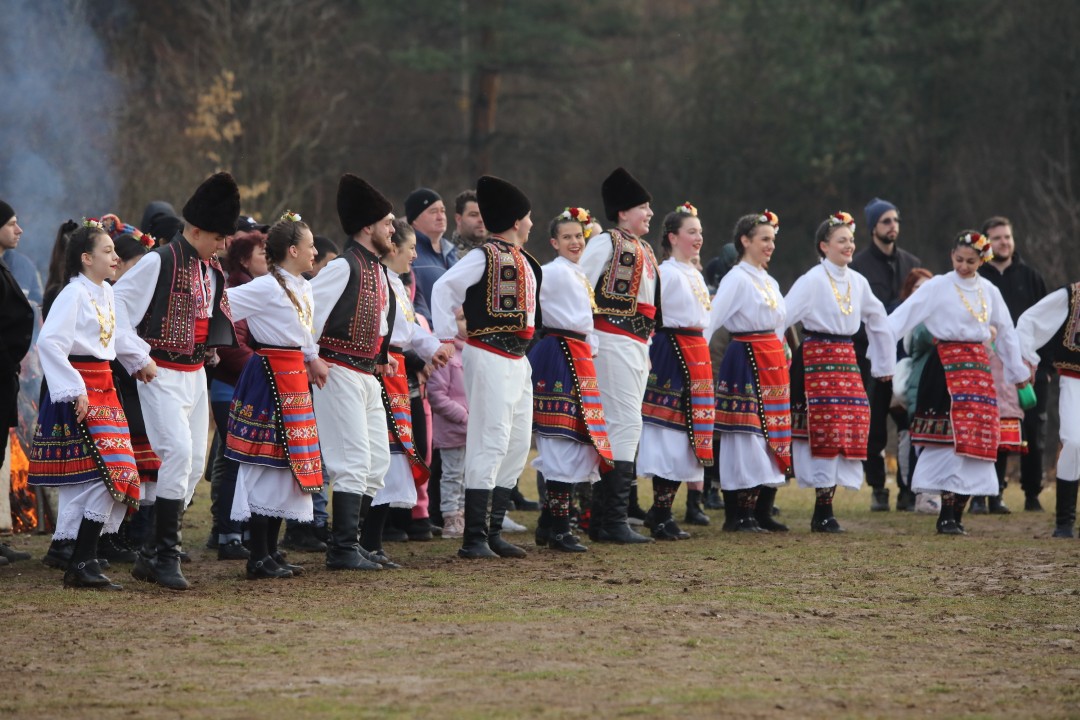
[488,487,527,558]
[459,488,498,559]
[1054,479,1079,538]
[326,491,381,570]
[755,486,788,532]
[146,498,189,590]
[596,461,652,544]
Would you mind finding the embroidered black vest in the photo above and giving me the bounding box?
[462,238,542,357]
[593,227,662,340]
[1051,282,1080,377]
[138,233,236,365]
[319,241,395,373]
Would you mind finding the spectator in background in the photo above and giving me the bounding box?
[851,197,922,512]
[407,187,456,322]
[977,216,1050,512]
[0,199,35,567]
[450,189,488,256]
[310,235,339,277]
[2,246,43,306]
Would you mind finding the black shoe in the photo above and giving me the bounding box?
[870,488,890,512]
[205,532,219,550]
[246,555,293,580]
[1024,495,1045,512]
[549,531,588,553]
[652,519,690,541]
[381,525,409,542]
[704,486,724,510]
[535,525,552,547]
[969,497,988,515]
[896,488,916,512]
[0,542,31,563]
[811,517,846,533]
[43,540,75,569]
[407,517,435,542]
[64,560,122,590]
[365,548,401,569]
[217,539,250,560]
[988,495,1011,514]
[97,533,136,564]
[936,519,967,535]
[510,484,540,512]
[1053,524,1075,538]
[271,551,303,576]
[734,517,767,533]
[684,490,711,526]
[282,524,327,553]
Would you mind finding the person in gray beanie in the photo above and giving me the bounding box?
[851,197,922,512]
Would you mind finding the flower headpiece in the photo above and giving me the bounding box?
[99,213,156,248]
[958,231,994,263]
[826,211,856,233]
[676,202,698,217]
[82,217,104,231]
[280,210,302,222]
[560,206,594,239]
[756,209,779,231]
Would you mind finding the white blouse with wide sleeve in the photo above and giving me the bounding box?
[784,260,896,377]
[888,271,1027,384]
[387,270,441,362]
[226,270,319,361]
[1016,287,1067,366]
[38,274,118,402]
[540,256,598,353]
[658,258,711,329]
[706,262,786,340]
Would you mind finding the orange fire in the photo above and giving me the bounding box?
[8,430,39,534]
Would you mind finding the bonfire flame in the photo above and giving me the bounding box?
[8,430,39,534]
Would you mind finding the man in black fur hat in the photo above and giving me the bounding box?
[430,175,540,559]
[578,167,658,545]
[309,174,401,571]
[114,172,240,590]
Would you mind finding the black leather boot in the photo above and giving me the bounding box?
[546,481,587,552]
[627,480,647,525]
[1053,480,1078,538]
[246,514,293,579]
[459,489,498,559]
[721,490,738,531]
[130,502,157,582]
[326,491,381,570]
[98,532,137,563]
[650,477,689,540]
[152,498,190,590]
[596,461,652,544]
[361,503,403,567]
[755,486,788,531]
[42,539,75,569]
[510,481,539,512]
[936,492,965,535]
[488,487,527,558]
[282,523,327,552]
[810,486,844,533]
[870,487,890,512]
[267,516,303,576]
[684,489,710,526]
[63,518,121,590]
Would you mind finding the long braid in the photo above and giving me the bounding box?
[266,217,308,324]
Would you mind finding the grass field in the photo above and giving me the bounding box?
[1,479,1078,720]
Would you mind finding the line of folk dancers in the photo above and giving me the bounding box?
[5,166,1079,591]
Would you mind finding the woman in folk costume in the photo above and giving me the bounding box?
[579,168,658,545]
[1016,280,1080,538]
[364,219,449,565]
[784,212,895,533]
[224,212,327,579]
[888,231,1030,535]
[639,203,715,540]
[530,208,613,552]
[706,211,791,532]
[29,221,141,589]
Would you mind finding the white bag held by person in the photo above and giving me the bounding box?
[890,356,912,410]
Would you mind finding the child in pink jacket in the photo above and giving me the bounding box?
[428,311,468,537]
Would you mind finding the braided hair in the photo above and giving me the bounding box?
[264,216,310,320]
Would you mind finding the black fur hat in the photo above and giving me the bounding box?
[337,174,393,236]
[181,172,241,236]
[476,175,530,234]
[601,167,651,222]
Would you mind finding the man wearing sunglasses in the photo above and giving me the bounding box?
[852,197,922,512]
